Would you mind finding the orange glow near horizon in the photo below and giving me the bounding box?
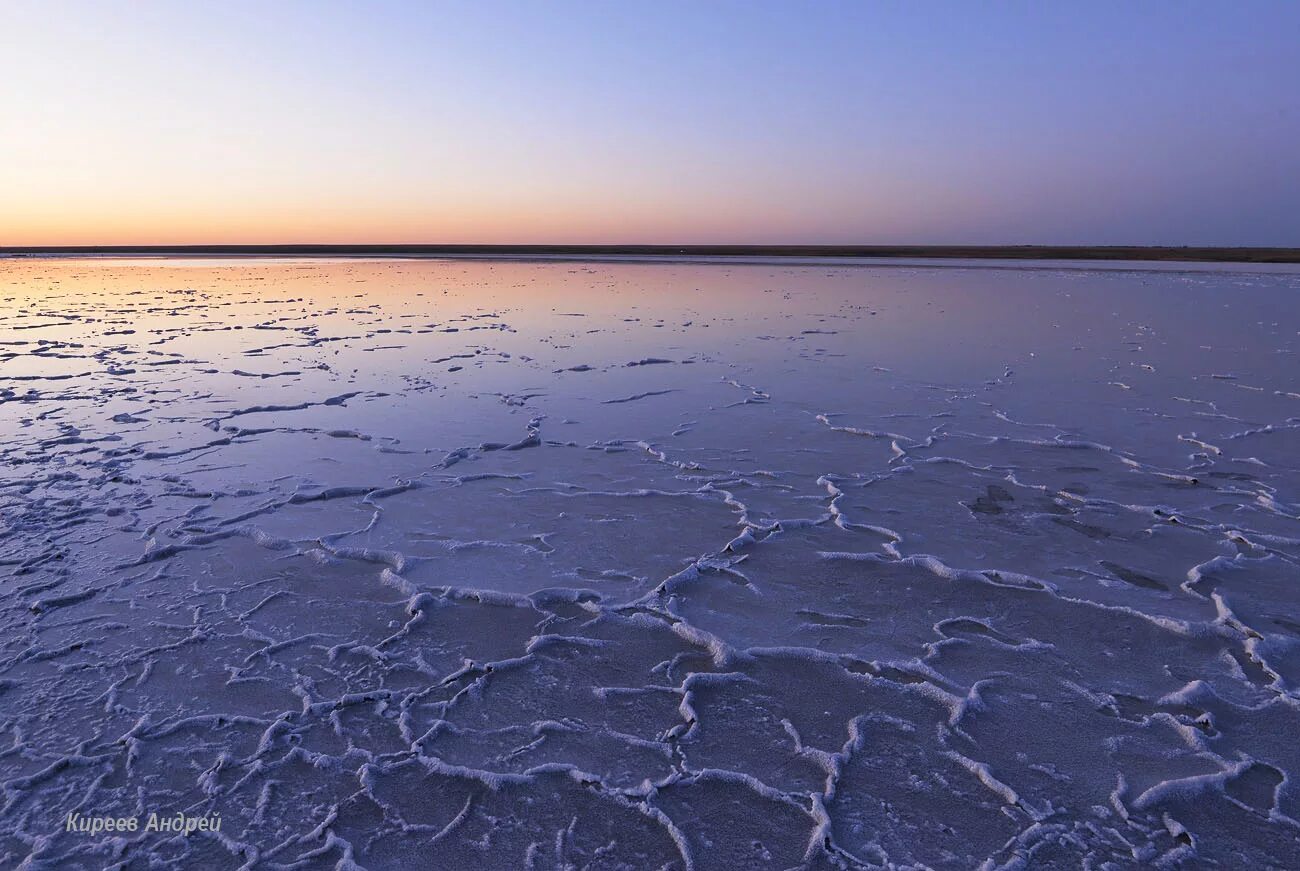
[3,167,959,247]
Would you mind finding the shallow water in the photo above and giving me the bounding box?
[1,257,1298,869]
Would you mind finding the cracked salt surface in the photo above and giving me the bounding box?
[1,256,1299,869]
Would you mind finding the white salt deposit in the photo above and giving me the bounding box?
[1,256,1298,868]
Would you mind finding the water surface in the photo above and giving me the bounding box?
[2,257,1298,868]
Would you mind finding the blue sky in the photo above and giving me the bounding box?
[2,1,1297,245]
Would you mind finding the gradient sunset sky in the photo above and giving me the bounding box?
[3,1,1298,246]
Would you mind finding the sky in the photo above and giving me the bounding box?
[2,1,1298,247]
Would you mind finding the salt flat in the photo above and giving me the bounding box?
[1,256,1298,869]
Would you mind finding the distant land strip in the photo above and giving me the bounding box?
[2,245,1299,263]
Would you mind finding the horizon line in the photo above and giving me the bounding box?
[3,243,1300,264]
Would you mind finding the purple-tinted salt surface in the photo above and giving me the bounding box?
[1,256,1299,869]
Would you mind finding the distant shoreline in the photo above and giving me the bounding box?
[3,244,1300,264]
